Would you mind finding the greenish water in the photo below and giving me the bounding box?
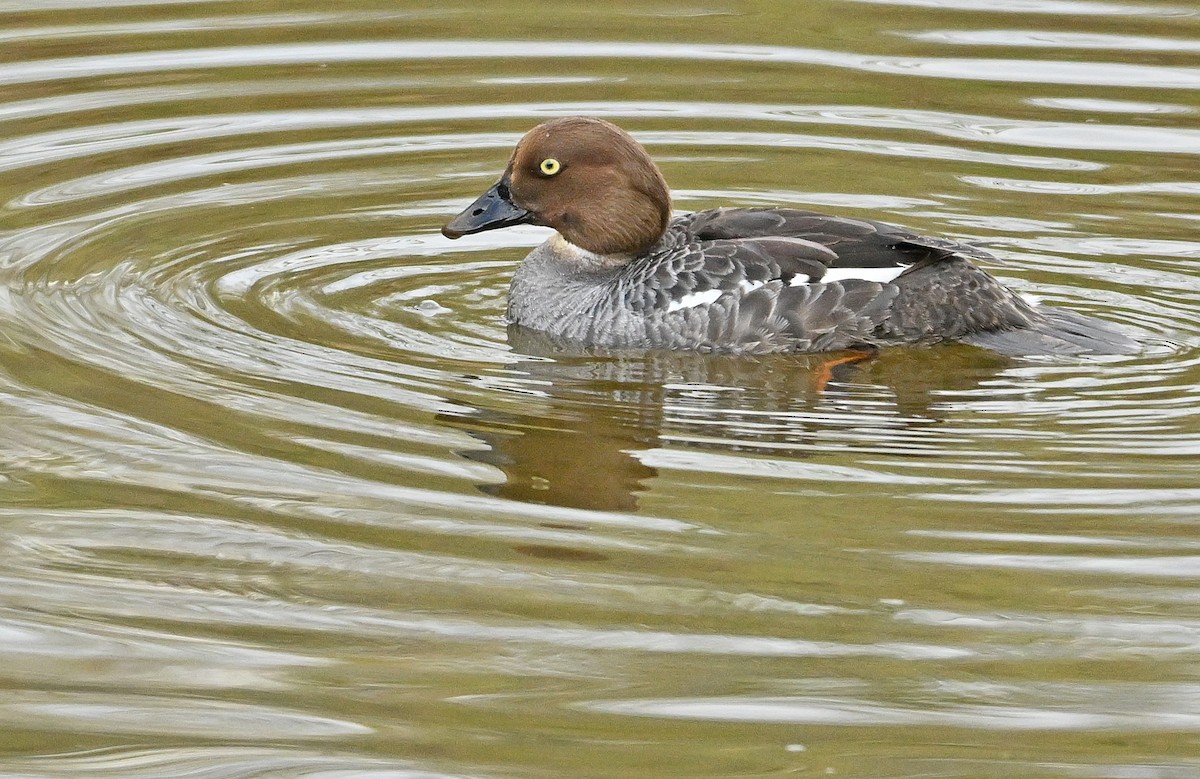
[0,1,1198,777]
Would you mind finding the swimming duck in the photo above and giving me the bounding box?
[442,116,1133,355]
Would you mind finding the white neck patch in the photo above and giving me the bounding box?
[551,234,629,270]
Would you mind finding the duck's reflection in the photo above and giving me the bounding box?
[445,326,1011,512]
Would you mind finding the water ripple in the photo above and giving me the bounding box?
[1,40,1197,89]
[2,748,477,779]
[0,692,371,739]
[581,684,1200,730]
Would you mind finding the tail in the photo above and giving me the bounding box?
[962,306,1137,356]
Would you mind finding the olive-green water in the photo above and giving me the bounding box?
[1,1,1198,777]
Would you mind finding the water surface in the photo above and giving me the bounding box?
[1,1,1199,777]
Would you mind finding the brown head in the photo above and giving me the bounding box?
[442,117,672,257]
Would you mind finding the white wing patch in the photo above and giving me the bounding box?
[665,265,909,313]
[818,266,908,284]
[666,288,723,313]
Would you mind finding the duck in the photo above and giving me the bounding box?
[441,116,1134,356]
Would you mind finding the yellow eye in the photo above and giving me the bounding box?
[539,158,561,176]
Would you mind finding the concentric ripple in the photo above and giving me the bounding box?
[0,4,1198,778]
